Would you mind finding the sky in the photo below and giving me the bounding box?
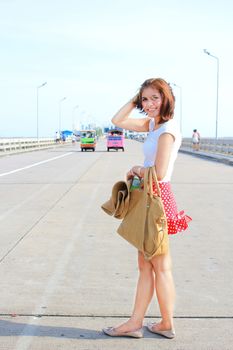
[0,0,233,138]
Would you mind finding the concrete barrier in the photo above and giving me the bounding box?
[132,135,233,156]
[0,138,71,156]
[181,137,233,155]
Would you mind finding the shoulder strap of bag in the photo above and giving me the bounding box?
[145,167,161,198]
[143,167,149,197]
[143,166,161,198]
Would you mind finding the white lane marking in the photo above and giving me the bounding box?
[0,152,73,177]
[14,157,109,350]
[0,184,50,222]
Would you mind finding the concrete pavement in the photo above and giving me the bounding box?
[0,138,232,349]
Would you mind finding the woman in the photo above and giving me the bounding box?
[103,78,191,339]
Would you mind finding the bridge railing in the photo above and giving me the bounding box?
[0,138,71,155]
[131,134,233,156]
[181,138,233,155]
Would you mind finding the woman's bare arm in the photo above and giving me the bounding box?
[155,133,174,181]
[128,133,174,181]
[111,99,150,132]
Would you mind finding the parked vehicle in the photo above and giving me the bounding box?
[107,129,124,152]
[80,130,97,151]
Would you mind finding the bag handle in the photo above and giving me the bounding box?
[143,167,150,197]
[151,166,161,197]
[144,167,161,198]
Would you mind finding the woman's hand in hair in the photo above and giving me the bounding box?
[131,93,140,109]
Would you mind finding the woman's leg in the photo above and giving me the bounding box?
[114,251,155,332]
[150,251,175,330]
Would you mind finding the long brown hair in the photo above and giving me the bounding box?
[135,78,175,124]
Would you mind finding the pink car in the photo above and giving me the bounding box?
[107,130,124,152]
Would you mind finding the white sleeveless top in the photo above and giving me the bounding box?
[143,119,181,182]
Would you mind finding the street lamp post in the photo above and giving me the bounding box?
[36,82,47,141]
[203,49,219,140]
[72,105,79,131]
[171,82,182,133]
[80,110,86,130]
[59,97,67,133]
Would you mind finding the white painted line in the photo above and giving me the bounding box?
[0,184,50,222]
[14,157,110,350]
[0,152,73,177]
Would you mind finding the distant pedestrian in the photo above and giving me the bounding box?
[102,78,192,339]
[192,129,200,151]
[55,131,60,143]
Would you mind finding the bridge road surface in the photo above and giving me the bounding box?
[0,138,232,350]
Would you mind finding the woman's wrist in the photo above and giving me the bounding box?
[132,166,143,178]
[128,99,136,109]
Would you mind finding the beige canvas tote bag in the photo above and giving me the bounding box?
[117,167,169,260]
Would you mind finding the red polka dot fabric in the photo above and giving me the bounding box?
[152,181,192,235]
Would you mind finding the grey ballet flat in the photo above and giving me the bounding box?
[146,322,175,339]
[102,326,143,338]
